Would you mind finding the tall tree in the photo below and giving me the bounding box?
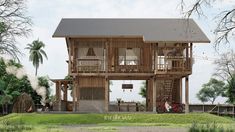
[223,75,235,104]
[197,78,225,104]
[213,50,235,81]
[213,50,235,103]
[25,39,48,76]
[180,0,235,48]
[0,0,32,60]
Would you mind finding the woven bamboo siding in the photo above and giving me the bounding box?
[172,79,180,103]
[79,77,105,88]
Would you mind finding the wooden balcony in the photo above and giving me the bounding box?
[76,58,104,73]
[155,57,192,75]
[70,57,191,75]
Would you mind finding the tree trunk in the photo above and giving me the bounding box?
[211,98,215,104]
[2,104,4,115]
[5,103,8,114]
[35,67,38,76]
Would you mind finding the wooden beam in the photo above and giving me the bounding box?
[185,76,189,113]
[105,41,108,73]
[55,82,59,111]
[76,80,79,111]
[104,78,109,112]
[179,78,182,103]
[155,43,158,73]
[152,77,157,112]
[73,77,77,112]
[77,73,154,77]
[186,43,189,70]
[190,43,193,71]
[58,81,61,111]
[63,82,68,101]
[66,38,72,75]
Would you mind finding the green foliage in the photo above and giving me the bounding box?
[189,122,234,132]
[197,78,225,104]
[0,118,33,132]
[0,58,51,106]
[25,39,48,76]
[0,22,6,33]
[139,81,146,98]
[224,75,235,104]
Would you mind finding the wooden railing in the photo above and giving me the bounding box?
[71,57,192,74]
[156,57,192,73]
[76,58,104,73]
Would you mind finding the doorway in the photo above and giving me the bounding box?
[109,80,146,112]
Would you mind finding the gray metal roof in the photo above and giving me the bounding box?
[53,18,210,43]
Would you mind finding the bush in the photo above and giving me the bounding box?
[189,122,234,132]
[0,118,33,132]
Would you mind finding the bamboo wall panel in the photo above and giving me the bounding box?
[79,77,105,88]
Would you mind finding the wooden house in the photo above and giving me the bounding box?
[52,19,210,113]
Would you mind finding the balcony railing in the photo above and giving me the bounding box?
[77,57,104,73]
[156,57,192,73]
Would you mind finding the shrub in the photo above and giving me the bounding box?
[0,118,33,132]
[189,122,234,132]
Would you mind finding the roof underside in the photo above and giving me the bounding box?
[53,18,210,43]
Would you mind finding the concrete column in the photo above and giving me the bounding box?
[152,77,157,112]
[104,78,109,112]
[185,76,189,113]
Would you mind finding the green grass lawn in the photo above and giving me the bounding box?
[0,113,234,131]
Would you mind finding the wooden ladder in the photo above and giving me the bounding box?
[163,79,174,102]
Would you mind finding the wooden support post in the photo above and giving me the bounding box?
[155,43,158,73]
[190,43,193,71]
[185,76,189,113]
[104,78,109,112]
[153,77,157,112]
[179,78,182,103]
[186,43,189,70]
[67,38,72,74]
[55,82,59,111]
[73,77,77,112]
[76,80,79,111]
[58,81,61,111]
[64,82,68,101]
[203,104,205,112]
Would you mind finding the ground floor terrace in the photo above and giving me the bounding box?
[51,73,190,113]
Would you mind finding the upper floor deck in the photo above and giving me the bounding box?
[67,38,193,76]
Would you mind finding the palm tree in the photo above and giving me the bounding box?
[25,39,48,76]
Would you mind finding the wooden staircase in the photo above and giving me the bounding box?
[163,79,174,102]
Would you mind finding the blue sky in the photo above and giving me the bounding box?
[16,0,235,103]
